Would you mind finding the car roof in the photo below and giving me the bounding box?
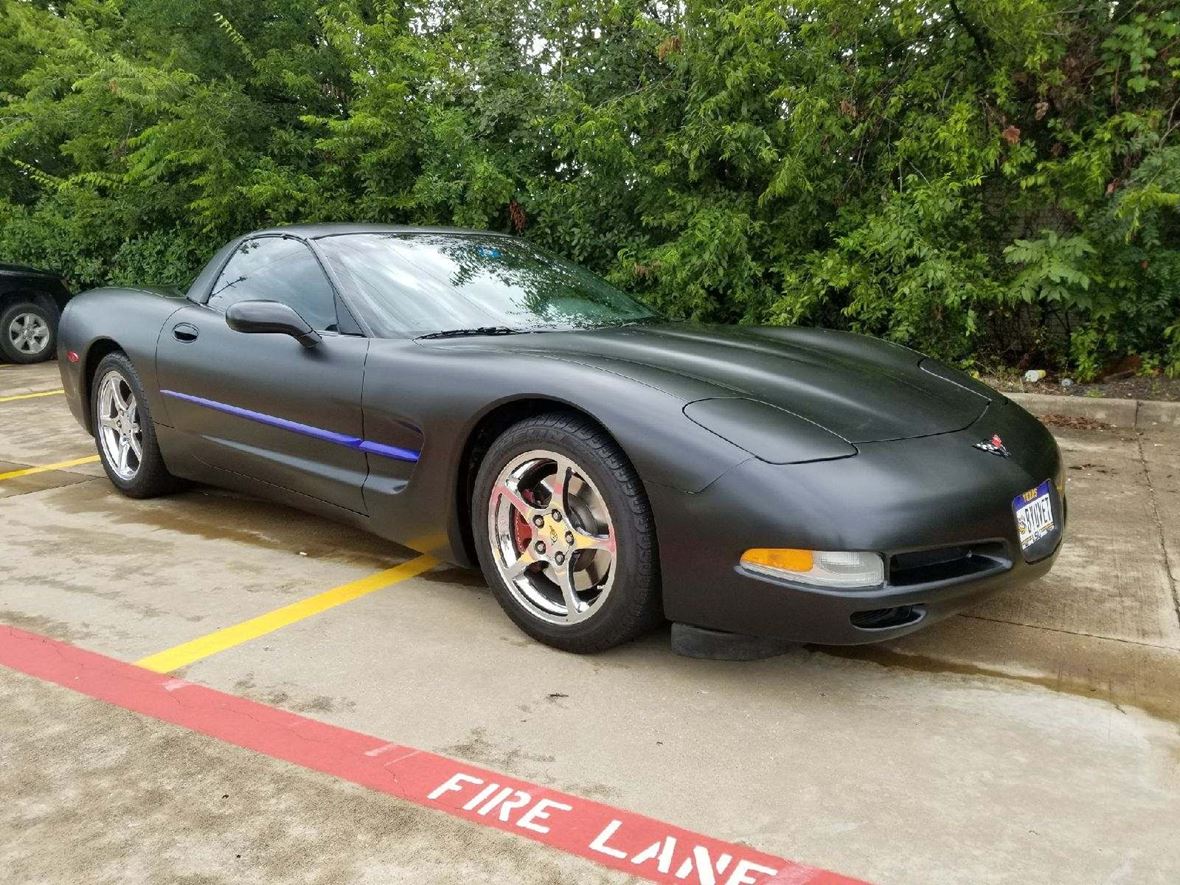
[0,262,58,277]
[186,224,514,303]
[246,223,512,241]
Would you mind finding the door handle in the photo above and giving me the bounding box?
[172,323,199,343]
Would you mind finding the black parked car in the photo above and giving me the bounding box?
[58,226,1063,653]
[0,263,73,364]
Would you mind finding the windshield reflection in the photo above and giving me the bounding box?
[315,233,659,337]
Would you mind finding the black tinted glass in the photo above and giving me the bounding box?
[315,233,657,337]
[209,237,338,331]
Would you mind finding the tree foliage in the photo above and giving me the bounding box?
[1,0,1177,376]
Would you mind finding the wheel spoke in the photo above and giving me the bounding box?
[541,455,575,514]
[111,382,129,412]
[553,559,584,620]
[495,480,540,522]
[570,527,615,554]
[504,546,539,580]
[117,437,131,474]
[129,434,143,461]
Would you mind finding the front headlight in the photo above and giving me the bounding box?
[741,548,885,589]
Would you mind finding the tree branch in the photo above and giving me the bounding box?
[948,1,992,60]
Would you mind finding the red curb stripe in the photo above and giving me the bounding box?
[0,626,867,885]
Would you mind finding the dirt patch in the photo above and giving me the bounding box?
[984,373,1180,402]
[1040,414,1116,431]
[1068,462,1113,475]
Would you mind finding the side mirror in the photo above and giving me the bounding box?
[225,300,321,347]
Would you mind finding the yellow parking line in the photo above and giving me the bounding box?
[0,454,100,482]
[0,388,64,403]
[136,554,440,673]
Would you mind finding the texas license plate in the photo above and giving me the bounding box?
[1013,480,1055,550]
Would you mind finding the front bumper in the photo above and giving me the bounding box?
[650,397,1065,644]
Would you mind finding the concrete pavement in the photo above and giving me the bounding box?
[1,361,1178,884]
[2,667,627,885]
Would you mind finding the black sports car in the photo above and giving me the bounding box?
[1,262,73,363]
[58,225,1064,653]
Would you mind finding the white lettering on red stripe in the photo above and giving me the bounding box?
[0,627,861,885]
[433,774,782,885]
[517,798,573,834]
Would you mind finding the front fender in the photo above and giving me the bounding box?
[57,287,186,432]
[358,340,756,564]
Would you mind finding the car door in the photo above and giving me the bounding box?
[155,235,370,514]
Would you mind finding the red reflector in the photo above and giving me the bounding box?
[66,350,80,363]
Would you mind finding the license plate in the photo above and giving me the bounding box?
[1013,480,1055,550]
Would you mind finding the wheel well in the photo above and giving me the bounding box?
[454,398,619,566]
[81,339,124,432]
[0,289,58,317]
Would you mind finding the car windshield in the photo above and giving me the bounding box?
[314,232,659,337]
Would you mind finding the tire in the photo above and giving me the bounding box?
[91,352,178,498]
[0,300,56,364]
[472,411,662,653]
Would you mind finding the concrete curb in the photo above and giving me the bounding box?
[1007,391,1180,430]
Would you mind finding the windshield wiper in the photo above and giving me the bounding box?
[416,326,526,340]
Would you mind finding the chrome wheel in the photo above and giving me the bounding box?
[488,449,617,625]
[97,370,143,481]
[7,311,50,357]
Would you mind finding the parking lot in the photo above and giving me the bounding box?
[2,360,1179,884]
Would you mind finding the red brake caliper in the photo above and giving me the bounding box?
[512,490,533,555]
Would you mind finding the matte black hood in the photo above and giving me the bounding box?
[515,323,991,443]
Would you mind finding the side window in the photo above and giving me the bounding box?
[208,237,339,331]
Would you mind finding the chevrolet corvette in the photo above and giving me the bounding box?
[58,225,1065,652]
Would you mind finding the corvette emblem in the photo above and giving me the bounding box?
[974,434,1010,458]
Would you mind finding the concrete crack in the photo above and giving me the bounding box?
[958,613,1180,651]
[0,476,100,501]
[1136,431,1180,631]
